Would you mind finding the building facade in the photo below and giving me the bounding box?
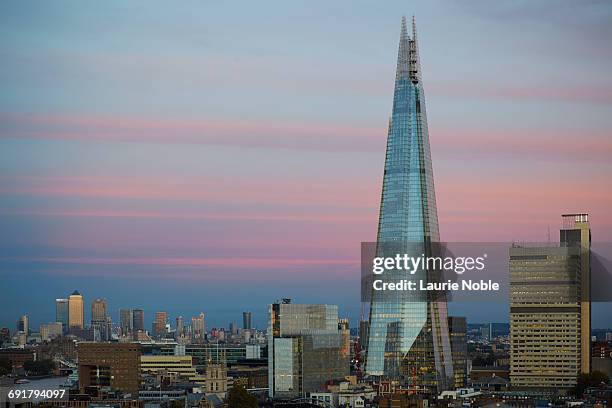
[243,311,252,330]
[119,309,133,337]
[68,290,84,330]
[268,301,349,399]
[55,298,69,334]
[153,311,168,339]
[132,309,144,333]
[77,342,141,396]
[40,322,63,341]
[448,316,467,389]
[91,298,110,341]
[365,17,454,393]
[509,214,591,390]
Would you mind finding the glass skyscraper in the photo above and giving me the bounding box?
[365,17,454,393]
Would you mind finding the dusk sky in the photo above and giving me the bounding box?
[1,1,611,330]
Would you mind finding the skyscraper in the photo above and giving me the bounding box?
[243,311,252,330]
[509,214,591,390]
[448,317,467,389]
[91,298,109,341]
[153,311,168,339]
[56,298,69,334]
[365,17,454,393]
[119,309,133,336]
[176,315,184,338]
[191,313,206,342]
[132,309,144,332]
[17,315,28,335]
[68,290,84,330]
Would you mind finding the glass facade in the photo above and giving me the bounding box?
[268,303,349,399]
[365,17,453,393]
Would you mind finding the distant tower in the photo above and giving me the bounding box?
[242,311,252,330]
[68,290,84,329]
[132,309,144,332]
[17,315,29,335]
[56,298,69,333]
[176,315,184,337]
[153,311,168,339]
[91,298,109,341]
[119,309,133,336]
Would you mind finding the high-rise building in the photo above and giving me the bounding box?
[68,290,84,330]
[17,315,28,335]
[132,309,144,332]
[268,301,349,399]
[56,298,69,334]
[365,17,454,393]
[91,298,109,341]
[448,317,467,388]
[509,213,591,390]
[153,311,168,339]
[120,309,133,336]
[243,311,252,330]
[192,313,206,342]
[176,315,184,338]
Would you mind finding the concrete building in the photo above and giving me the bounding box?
[40,322,63,341]
[16,314,28,335]
[77,342,141,396]
[509,214,591,390]
[140,355,201,382]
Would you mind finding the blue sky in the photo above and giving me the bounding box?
[1,0,611,330]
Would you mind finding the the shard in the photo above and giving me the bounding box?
[365,17,454,393]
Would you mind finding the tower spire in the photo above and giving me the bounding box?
[395,16,410,82]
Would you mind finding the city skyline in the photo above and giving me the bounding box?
[1,1,612,329]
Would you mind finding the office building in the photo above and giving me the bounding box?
[366,17,454,393]
[91,298,110,341]
[132,309,144,332]
[448,316,467,388]
[68,290,84,330]
[17,315,28,335]
[243,311,252,330]
[176,315,184,338]
[153,311,168,339]
[140,355,200,382]
[268,301,349,399]
[119,309,133,336]
[77,342,141,396]
[509,214,591,390]
[56,298,69,334]
[192,312,206,341]
[40,322,63,341]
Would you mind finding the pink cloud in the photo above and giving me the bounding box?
[2,113,610,162]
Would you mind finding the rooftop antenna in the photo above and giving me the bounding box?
[547,225,551,244]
